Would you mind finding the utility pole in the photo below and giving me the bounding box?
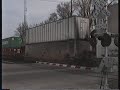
[71,0,77,56]
[24,0,27,25]
[24,0,27,46]
[71,0,72,17]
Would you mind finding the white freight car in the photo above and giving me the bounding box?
[26,17,89,44]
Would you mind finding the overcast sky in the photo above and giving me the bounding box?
[2,0,115,39]
[2,0,70,39]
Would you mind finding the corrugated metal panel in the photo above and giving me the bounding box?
[27,17,89,44]
[55,22,57,41]
[29,29,32,44]
[81,18,84,38]
[26,30,30,44]
[71,17,75,39]
[60,20,62,40]
[69,17,75,39]
[44,25,46,42]
[42,25,44,42]
[61,19,64,40]
[41,25,43,42]
[45,24,47,42]
[34,28,36,43]
[64,18,67,40]
[50,23,53,41]
[77,17,89,39]
[40,26,42,42]
[64,18,68,40]
[81,18,87,38]
[31,28,33,43]
[53,22,55,41]
[32,28,34,43]
[84,18,89,38]
[32,29,34,43]
[77,17,82,38]
[47,24,49,42]
[48,23,50,41]
[52,23,54,41]
[38,27,40,42]
[57,20,60,41]
[26,30,28,44]
[33,28,35,43]
[37,27,40,42]
[30,29,33,43]
[43,25,45,42]
[69,18,71,39]
[27,30,29,44]
[42,26,44,42]
[35,27,38,43]
[37,27,39,42]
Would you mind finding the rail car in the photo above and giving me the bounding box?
[2,37,25,60]
[25,16,98,66]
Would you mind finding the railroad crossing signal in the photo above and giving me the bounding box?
[90,32,113,47]
[92,0,110,18]
[101,33,112,47]
[90,30,96,38]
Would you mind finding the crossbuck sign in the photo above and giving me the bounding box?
[92,0,110,18]
[92,0,111,33]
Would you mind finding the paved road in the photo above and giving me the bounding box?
[2,63,118,90]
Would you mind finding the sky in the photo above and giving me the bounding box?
[2,0,70,39]
[2,0,115,39]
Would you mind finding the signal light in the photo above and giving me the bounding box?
[90,30,96,38]
[89,31,115,47]
[101,33,112,47]
[97,36,103,40]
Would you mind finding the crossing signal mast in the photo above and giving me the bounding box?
[89,0,118,89]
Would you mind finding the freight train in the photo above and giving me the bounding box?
[2,37,25,61]
[25,16,97,66]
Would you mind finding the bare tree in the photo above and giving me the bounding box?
[109,0,118,4]
[73,0,92,18]
[48,12,58,22]
[14,22,28,45]
[73,0,93,37]
[39,21,44,25]
[56,2,75,19]
[44,20,49,24]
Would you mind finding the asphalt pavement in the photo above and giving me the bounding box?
[2,62,118,90]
